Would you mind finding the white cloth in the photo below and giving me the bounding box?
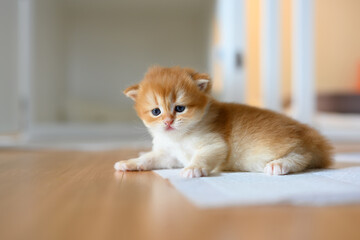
[154,153,360,208]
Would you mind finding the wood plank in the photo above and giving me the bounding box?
[0,149,359,240]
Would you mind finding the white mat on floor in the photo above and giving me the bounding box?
[154,153,360,208]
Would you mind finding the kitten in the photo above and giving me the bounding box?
[114,66,333,177]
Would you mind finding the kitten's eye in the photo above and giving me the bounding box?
[175,105,186,113]
[151,108,161,116]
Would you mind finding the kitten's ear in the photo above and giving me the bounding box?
[183,68,212,93]
[123,84,139,101]
[195,78,210,91]
[192,73,212,93]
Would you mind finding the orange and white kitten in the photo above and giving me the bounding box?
[114,66,333,178]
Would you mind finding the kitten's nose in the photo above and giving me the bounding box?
[164,119,174,126]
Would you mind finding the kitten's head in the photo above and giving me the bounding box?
[124,66,212,135]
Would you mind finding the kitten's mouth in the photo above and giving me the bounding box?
[165,126,175,131]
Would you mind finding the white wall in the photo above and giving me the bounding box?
[26,0,213,124]
[31,0,66,124]
[64,5,211,123]
[0,0,18,133]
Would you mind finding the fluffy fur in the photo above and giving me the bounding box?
[114,66,333,177]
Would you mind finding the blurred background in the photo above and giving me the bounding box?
[1,0,360,149]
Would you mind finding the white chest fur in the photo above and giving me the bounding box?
[152,132,202,166]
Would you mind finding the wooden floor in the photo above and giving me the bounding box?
[0,148,360,240]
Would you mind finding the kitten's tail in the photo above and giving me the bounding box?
[305,128,334,168]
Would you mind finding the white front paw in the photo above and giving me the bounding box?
[180,167,208,178]
[264,162,289,176]
[114,160,145,171]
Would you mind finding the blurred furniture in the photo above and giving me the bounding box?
[318,94,360,113]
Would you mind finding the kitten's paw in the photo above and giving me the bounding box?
[114,160,145,171]
[180,167,208,178]
[264,161,289,176]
